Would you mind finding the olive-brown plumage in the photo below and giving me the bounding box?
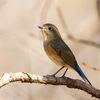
[38,23,92,86]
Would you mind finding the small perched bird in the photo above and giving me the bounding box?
[38,23,92,86]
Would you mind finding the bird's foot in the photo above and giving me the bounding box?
[47,74,55,77]
[61,75,66,78]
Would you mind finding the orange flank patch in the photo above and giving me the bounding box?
[47,44,63,66]
[47,44,71,68]
[48,44,58,56]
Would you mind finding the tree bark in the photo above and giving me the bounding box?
[0,72,100,99]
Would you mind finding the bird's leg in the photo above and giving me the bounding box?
[61,68,68,77]
[52,66,65,77]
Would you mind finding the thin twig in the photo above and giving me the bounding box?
[83,62,100,71]
[0,72,100,99]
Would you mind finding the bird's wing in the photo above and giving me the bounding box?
[50,40,77,70]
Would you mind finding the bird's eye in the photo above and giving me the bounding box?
[48,27,52,31]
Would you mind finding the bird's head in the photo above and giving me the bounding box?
[38,23,61,41]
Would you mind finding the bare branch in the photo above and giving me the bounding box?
[68,35,100,49]
[83,62,100,71]
[0,72,100,99]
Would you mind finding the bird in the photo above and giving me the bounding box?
[38,23,92,86]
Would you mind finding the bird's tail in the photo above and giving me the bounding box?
[76,64,92,86]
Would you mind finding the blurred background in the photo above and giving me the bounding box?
[0,0,100,100]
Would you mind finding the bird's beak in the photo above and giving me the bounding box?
[38,26,43,29]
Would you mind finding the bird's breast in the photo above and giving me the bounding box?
[44,42,66,66]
